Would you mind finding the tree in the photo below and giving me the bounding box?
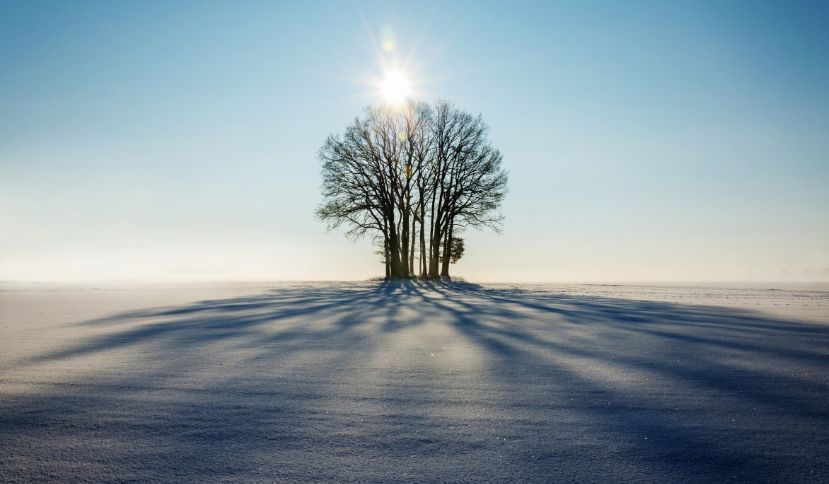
[317,100,507,280]
[447,236,465,264]
[426,102,508,277]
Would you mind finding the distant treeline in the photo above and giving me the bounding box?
[317,101,508,279]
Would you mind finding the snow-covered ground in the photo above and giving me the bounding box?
[1,281,828,482]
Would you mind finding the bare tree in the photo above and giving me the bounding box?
[427,101,507,278]
[317,100,507,280]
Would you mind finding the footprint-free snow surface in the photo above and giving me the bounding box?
[1,281,828,482]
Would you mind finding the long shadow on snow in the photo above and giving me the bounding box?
[2,280,828,482]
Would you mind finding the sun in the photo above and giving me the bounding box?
[379,69,411,106]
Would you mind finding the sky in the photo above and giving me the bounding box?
[1,0,828,283]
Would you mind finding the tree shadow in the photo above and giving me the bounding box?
[2,281,828,482]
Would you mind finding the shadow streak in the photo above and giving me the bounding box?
[2,281,827,482]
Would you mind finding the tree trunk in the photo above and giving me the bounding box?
[400,207,410,278]
[440,218,454,278]
[419,202,427,276]
[429,227,441,278]
[387,211,403,278]
[409,217,416,276]
[428,181,439,278]
[384,224,390,280]
[428,198,442,278]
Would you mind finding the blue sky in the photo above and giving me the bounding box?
[1,0,827,282]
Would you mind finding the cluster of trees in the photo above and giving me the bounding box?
[317,101,508,279]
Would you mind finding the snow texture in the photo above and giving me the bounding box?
[1,281,828,482]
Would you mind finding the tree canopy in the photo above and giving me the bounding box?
[317,100,508,279]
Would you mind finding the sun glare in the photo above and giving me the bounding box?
[379,70,411,106]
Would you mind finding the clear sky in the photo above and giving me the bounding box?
[1,0,828,282]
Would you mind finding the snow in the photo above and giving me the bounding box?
[1,281,828,482]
